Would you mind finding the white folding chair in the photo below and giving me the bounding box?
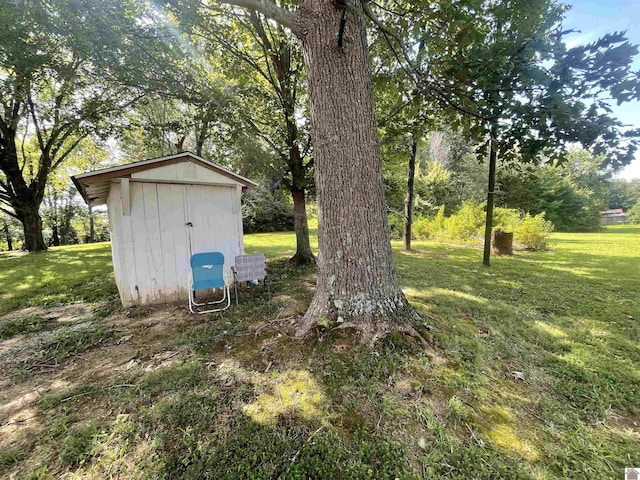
[231,254,269,306]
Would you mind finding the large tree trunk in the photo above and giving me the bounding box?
[403,135,417,251]
[293,0,418,341]
[18,204,47,252]
[1,128,48,252]
[286,134,314,265]
[290,185,315,264]
[284,107,314,266]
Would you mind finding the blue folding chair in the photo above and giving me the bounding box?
[188,252,231,314]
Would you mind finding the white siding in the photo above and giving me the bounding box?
[107,180,139,307]
[130,160,237,185]
[185,184,239,285]
[108,180,243,307]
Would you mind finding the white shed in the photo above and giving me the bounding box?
[72,152,257,307]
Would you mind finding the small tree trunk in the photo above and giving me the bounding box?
[482,123,498,267]
[19,205,47,252]
[293,0,418,341]
[403,135,417,251]
[52,225,60,246]
[3,223,12,251]
[89,205,95,243]
[290,186,315,264]
[195,120,208,157]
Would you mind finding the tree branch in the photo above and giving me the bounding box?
[213,0,294,30]
[0,205,18,219]
[27,93,46,153]
[51,133,90,170]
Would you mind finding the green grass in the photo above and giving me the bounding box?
[1,225,639,479]
[0,242,118,316]
[0,314,49,340]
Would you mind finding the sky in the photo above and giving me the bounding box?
[561,0,640,180]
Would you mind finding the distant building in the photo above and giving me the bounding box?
[600,208,626,225]
[626,468,640,480]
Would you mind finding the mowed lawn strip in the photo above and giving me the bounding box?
[0,225,638,479]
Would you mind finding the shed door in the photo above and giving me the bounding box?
[184,184,240,285]
[127,182,241,305]
[129,182,190,304]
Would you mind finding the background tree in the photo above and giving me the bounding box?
[608,178,640,210]
[0,0,177,251]
[168,0,316,264]
[424,0,640,264]
[500,150,610,231]
[0,210,21,250]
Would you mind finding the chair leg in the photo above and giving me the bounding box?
[189,286,232,314]
[206,288,228,305]
[188,288,197,314]
[234,282,239,306]
[194,286,231,314]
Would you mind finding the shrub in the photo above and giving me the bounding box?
[443,201,485,241]
[515,212,554,250]
[388,212,404,240]
[242,186,294,234]
[493,207,521,232]
[627,201,640,224]
[412,217,430,240]
[413,205,446,241]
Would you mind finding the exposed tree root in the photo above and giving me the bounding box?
[330,320,447,366]
[253,316,297,337]
[335,321,430,349]
[288,252,316,266]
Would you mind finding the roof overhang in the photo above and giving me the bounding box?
[72,152,258,207]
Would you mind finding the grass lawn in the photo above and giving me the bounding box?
[0,225,638,479]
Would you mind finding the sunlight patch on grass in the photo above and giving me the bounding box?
[68,414,157,479]
[479,405,540,462]
[434,288,489,305]
[403,287,488,306]
[541,265,601,278]
[588,327,611,338]
[534,321,567,339]
[243,370,326,426]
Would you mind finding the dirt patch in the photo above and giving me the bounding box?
[0,305,97,389]
[0,303,195,454]
[0,304,94,326]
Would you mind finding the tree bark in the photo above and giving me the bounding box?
[482,123,498,267]
[260,17,315,266]
[403,135,417,251]
[0,129,48,252]
[293,0,418,341]
[18,204,47,252]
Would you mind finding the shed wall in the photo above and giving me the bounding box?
[130,160,238,185]
[108,179,244,307]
